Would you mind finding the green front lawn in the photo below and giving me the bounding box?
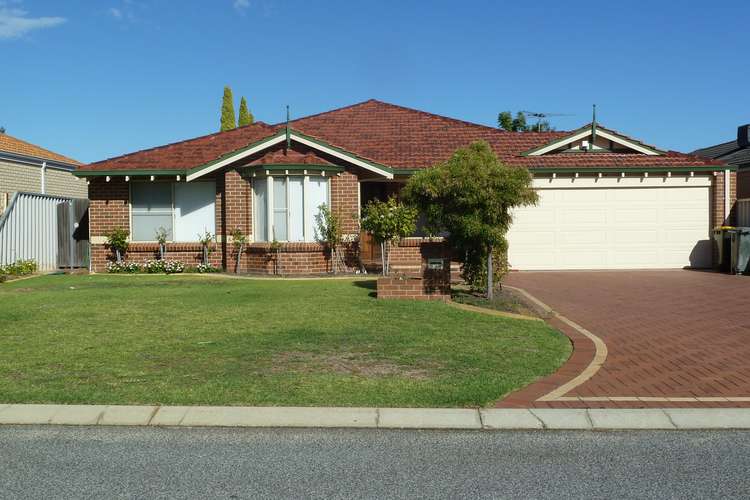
[0,274,570,407]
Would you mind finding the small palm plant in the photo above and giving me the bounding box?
[155,227,168,260]
[231,228,247,274]
[197,230,214,266]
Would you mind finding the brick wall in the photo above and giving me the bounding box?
[89,177,129,271]
[377,268,451,301]
[243,242,358,275]
[712,170,738,227]
[737,169,750,200]
[331,170,359,234]
[45,168,88,198]
[0,159,86,212]
[86,164,365,275]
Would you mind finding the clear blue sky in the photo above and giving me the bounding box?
[2,0,749,163]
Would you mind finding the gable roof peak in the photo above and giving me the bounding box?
[522,122,666,156]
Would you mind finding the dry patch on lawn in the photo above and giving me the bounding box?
[271,351,439,380]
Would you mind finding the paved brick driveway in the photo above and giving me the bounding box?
[499,270,750,408]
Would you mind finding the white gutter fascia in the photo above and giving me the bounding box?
[725,169,731,222]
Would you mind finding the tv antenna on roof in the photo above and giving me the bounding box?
[519,111,575,131]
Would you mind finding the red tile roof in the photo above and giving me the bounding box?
[0,133,80,165]
[288,100,723,169]
[77,99,724,173]
[76,122,279,172]
[247,147,335,166]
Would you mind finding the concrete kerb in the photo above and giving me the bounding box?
[1,405,750,430]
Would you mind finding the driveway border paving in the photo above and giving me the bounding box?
[496,279,750,408]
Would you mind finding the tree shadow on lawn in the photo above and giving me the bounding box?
[352,279,377,298]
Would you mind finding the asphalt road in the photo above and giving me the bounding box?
[1,426,749,499]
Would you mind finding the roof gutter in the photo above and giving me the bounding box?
[73,169,189,178]
[0,151,79,172]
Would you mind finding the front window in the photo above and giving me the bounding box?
[254,175,329,242]
[130,181,216,242]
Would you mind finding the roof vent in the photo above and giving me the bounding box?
[738,124,750,149]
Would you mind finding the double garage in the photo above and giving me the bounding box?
[507,174,714,270]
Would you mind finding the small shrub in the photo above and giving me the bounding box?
[163,260,185,274]
[198,231,214,265]
[231,228,247,274]
[106,261,140,273]
[155,227,168,259]
[143,259,185,274]
[105,228,129,263]
[0,259,38,276]
[192,263,219,273]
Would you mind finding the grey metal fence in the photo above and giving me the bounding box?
[0,192,89,271]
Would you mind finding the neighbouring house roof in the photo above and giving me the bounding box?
[0,133,81,167]
[76,99,726,176]
[693,139,750,168]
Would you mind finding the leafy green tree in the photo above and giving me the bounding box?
[527,119,552,132]
[498,111,553,132]
[238,97,254,126]
[314,204,345,274]
[402,140,537,299]
[498,111,514,131]
[360,197,418,275]
[220,86,236,131]
[512,112,527,132]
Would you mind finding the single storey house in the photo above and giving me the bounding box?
[75,100,734,273]
[1,132,86,212]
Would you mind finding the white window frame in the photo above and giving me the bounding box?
[129,181,175,243]
[129,180,215,243]
[252,173,331,243]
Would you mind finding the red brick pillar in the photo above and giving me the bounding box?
[223,169,251,272]
[88,177,130,272]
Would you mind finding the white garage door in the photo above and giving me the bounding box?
[507,177,712,270]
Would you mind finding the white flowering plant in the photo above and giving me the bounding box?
[143,259,184,274]
[193,263,219,273]
[106,261,140,273]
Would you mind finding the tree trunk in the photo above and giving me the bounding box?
[115,249,122,263]
[235,244,244,274]
[332,246,338,275]
[487,246,494,300]
[159,244,165,260]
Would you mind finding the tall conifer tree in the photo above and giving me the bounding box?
[220,86,236,131]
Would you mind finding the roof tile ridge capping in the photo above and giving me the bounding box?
[79,121,276,168]
[285,98,561,135]
[0,133,81,165]
[282,99,383,124]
